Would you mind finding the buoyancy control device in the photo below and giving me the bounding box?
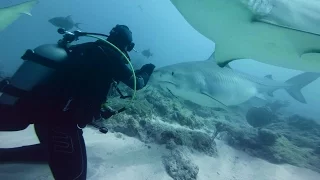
[0,29,84,105]
[0,28,137,121]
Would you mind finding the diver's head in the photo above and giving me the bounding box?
[107,25,135,52]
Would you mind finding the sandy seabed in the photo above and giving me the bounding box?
[0,125,319,180]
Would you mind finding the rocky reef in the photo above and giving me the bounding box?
[96,83,320,177]
[220,104,320,173]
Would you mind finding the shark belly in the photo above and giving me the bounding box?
[170,0,320,72]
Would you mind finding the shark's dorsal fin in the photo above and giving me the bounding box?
[217,59,238,68]
[65,15,72,19]
[206,50,215,61]
[264,74,273,79]
[207,51,233,69]
[224,64,232,69]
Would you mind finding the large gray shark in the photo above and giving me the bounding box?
[48,15,82,31]
[0,0,38,32]
[169,0,320,72]
[150,53,320,108]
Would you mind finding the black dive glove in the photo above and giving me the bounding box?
[139,63,155,76]
[0,78,10,92]
[100,106,117,119]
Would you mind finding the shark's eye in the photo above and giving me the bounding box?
[171,72,174,76]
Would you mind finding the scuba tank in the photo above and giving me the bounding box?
[0,29,75,105]
[0,28,137,106]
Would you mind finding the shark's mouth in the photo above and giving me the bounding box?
[158,81,179,98]
[159,80,177,86]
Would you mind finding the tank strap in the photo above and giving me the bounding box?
[0,79,28,97]
[0,78,9,91]
[21,49,62,70]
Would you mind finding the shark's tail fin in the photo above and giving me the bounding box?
[285,72,320,103]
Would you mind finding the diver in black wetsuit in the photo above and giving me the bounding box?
[0,25,155,180]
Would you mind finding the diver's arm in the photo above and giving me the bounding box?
[90,43,155,90]
[115,62,155,90]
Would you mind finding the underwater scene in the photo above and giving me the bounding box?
[0,0,320,180]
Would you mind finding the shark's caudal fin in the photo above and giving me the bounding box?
[285,72,320,103]
[207,51,234,69]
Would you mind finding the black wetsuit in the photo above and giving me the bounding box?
[0,40,154,180]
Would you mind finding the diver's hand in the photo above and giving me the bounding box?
[100,106,116,119]
[139,63,155,76]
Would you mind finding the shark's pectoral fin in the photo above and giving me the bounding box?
[21,12,32,16]
[199,90,229,108]
[199,90,239,114]
[0,0,38,32]
[166,87,178,99]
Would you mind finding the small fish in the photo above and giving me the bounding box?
[48,15,81,30]
[141,49,153,59]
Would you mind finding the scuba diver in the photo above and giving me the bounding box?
[0,24,155,180]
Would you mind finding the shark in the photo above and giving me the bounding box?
[169,0,320,72]
[0,0,39,32]
[48,15,82,31]
[150,53,320,108]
